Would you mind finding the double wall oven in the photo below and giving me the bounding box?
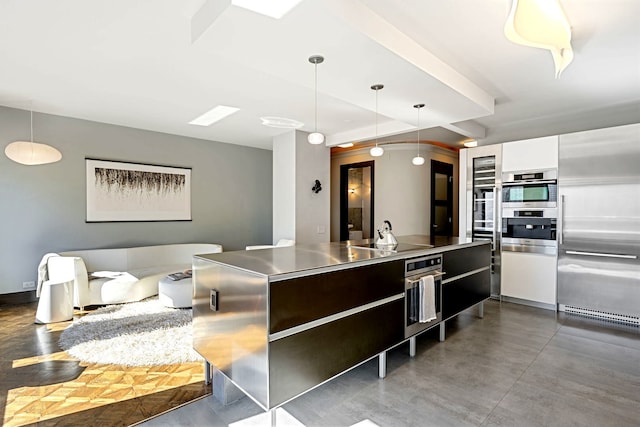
[501,169,558,255]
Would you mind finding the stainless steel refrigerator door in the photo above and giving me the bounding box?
[558,123,640,319]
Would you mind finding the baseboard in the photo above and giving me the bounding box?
[501,295,556,311]
[0,290,37,306]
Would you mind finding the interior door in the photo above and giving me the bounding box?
[431,160,453,237]
[340,161,375,241]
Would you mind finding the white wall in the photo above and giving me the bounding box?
[273,132,296,244]
[295,131,331,244]
[272,130,331,244]
[330,144,459,241]
[0,106,273,296]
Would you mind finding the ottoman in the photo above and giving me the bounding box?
[158,276,193,308]
[35,279,74,324]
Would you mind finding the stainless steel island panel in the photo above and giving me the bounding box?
[192,258,270,409]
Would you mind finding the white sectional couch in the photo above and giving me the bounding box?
[44,243,222,308]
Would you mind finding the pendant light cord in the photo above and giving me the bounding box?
[375,88,378,146]
[417,107,420,156]
[314,62,318,133]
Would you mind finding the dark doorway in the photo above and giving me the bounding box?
[431,160,453,237]
[340,161,375,241]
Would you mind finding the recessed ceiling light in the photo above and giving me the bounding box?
[338,143,354,148]
[189,105,240,126]
[232,0,302,19]
[260,116,304,129]
[463,140,478,148]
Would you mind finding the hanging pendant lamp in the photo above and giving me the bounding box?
[307,55,325,145]
[369,84,384,157]
[5,107,62,165]
[412,103,425,166]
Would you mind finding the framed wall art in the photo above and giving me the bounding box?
[86,159,192,222]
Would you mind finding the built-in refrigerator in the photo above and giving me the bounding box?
[557,123,640,325]
[461,145,502,299]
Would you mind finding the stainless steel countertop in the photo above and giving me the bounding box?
[194,235,488,278]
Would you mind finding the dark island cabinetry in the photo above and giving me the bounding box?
[442,244,491,320]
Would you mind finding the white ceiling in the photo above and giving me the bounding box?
[1,0,639,150]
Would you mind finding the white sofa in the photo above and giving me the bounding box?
[44,243,222,308]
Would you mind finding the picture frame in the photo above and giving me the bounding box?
[86,159,191,222]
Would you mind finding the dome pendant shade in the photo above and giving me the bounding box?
[370,146,384,157]
[5,108,62,165]
[308,55,325,145]
[370,84,384,157]
[5,140,62,165]
[308,132,325,145]
[412,103,425,166]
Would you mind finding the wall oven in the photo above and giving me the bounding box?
[502,169,557,208]
[502,208,557,255]
[404,254,443,339]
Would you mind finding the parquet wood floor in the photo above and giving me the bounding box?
[0,302,210,427]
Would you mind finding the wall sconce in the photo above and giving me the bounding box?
[349,188,355,194]
[504,0,574,78]
[312,179,322,193]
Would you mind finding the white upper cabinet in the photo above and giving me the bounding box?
[502,136,558,172]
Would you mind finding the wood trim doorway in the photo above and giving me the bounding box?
[340,161,375,241]
[430,159,454,237]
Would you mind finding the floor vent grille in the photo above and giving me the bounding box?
[564,305,640,327]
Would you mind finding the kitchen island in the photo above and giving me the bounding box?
[192,235,490,412]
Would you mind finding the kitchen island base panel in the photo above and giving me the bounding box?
[193,237,491,411]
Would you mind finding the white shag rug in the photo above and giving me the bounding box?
[59,298,203,366]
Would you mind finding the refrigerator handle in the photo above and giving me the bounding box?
[493,186,498,250]
[559,195,564,245]
[566,250,638,260]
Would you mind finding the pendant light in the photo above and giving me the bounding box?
[307,55,325,145]
[5,107,62,165]
[411,103,425,166]
[369,84,384,157]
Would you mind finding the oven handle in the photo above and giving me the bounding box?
[503,179,557,186]
[406,271,446,284]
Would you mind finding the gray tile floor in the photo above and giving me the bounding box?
[139,300,640,426]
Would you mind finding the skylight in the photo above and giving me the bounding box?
[189,105,240,126]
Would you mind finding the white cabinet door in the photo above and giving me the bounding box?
[501,251,557,306]
[502,136,558,172]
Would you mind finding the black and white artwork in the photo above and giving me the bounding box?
[86,159,191,222]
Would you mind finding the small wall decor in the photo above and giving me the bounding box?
[86,159,191,222]
[312,179,322,193]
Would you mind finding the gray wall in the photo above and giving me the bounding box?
[0,106,272,295]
